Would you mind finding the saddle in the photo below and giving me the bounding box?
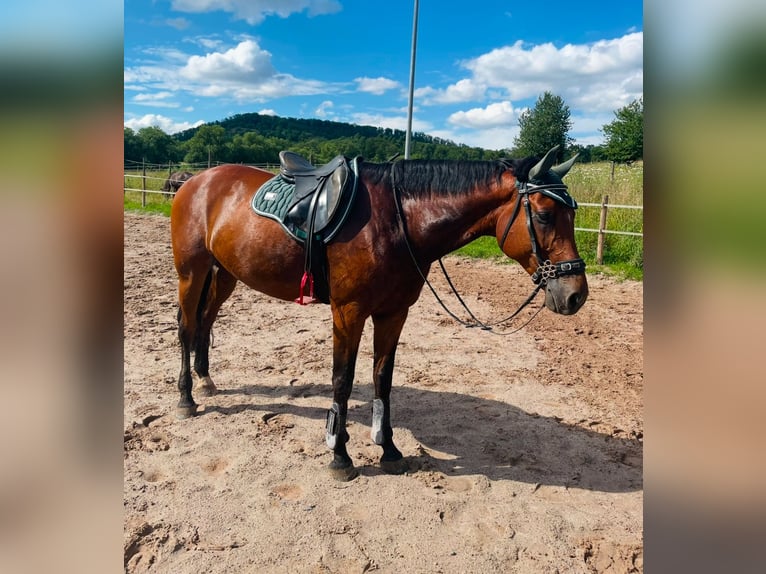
[251,151,360,305]
[279,151,354,241]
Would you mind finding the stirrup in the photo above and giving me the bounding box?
[294,271,317,305]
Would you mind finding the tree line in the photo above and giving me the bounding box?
[124,95,642,167]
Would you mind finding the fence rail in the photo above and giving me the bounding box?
[575,195,643,264]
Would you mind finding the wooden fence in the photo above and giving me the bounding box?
[576,195,643,265]
[123,162,278,207]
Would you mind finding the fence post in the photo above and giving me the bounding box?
[142,160,147,208]
[596,194,609,265]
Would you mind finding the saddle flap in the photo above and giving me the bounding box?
[314,163,349,230]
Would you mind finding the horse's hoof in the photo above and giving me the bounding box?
[328,462,359,482]
[175,404,198,419]
[196,385,217,397]
[380,457,409,475]
[195,376,217,397]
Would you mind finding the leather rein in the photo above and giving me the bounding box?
[391,164,586,335]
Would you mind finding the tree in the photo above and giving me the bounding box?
[601,98,643,164]
[513,92,573,161]
[124,127,142,162]
[183,125,226,165]
[137,126,177,164]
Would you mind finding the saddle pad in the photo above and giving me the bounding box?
[251,158,358,244]
[251,175,296,225]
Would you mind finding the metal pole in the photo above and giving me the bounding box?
[404,0,419,159]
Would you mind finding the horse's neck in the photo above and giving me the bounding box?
[402,190,504,261]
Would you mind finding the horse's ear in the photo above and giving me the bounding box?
[550,153,579,179]
[528,146,560,181]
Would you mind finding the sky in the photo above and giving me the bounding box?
[124,0,643,150]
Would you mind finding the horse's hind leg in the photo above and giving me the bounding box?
[176,256,212,418]
[371,309,410,474]
[192,264,237,397]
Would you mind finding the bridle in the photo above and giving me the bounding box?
[498,180,586,285]
[391,165,586,334]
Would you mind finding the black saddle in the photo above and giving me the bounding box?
[280,151,352,240]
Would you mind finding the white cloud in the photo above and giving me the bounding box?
[171,39,335,101]
[162,38,339,102]
[125,37,339,105]
[131,90,180,108]
[350,112,432,133]
[124,114,205,134]
[258,108,277,116]
[315,100,335,118]
[196,37,224,50]
[421,78,486,105]
[448,101,519,129]
[420,32,643,113]
[354,77,400,95]
[170,0,342,25]
[181,40,276,82]
[428,126,520,152]
[133,91,175,102]
[166,18,191,30]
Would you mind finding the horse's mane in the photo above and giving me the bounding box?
[361,157,538,198]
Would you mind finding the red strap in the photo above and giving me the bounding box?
[294,272,316,305]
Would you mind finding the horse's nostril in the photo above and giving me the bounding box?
[567,292,582,310]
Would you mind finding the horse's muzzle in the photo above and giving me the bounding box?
[544,275,588,315]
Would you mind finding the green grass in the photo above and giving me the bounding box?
[124,170,177,216]
[568,161,643,280]
[124,195,172,216]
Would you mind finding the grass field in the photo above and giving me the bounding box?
[125,161,643,280]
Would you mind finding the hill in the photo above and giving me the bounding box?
[125,112,507,165]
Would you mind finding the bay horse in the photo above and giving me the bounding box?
[162,170,194,194]
[170,146,588,480]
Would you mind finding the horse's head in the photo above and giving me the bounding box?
[496,146,588,315]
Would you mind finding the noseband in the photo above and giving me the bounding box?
[498,181,586,285]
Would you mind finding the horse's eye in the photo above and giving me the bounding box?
[536,211,553,225]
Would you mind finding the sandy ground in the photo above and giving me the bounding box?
[124,211,643,573]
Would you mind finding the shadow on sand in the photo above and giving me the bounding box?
[207,381,641,493]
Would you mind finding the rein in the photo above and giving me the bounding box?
[390,163,585,335]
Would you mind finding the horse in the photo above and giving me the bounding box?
[161,170,194,194]
[169,146,588,480]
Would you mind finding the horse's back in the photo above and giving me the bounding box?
[172,164,272,229]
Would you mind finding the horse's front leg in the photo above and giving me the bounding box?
[370,310,409,474]
[326,303,365,481]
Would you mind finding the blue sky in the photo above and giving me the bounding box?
[124,0,643,150]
